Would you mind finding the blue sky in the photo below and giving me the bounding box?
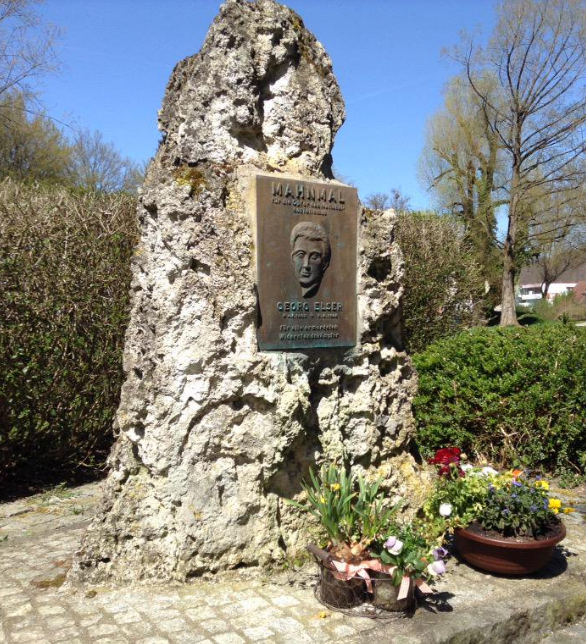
[36,0,497,210]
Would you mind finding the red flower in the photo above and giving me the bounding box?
[428,447,461,465]
[428,447,463,478]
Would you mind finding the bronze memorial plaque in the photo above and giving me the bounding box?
[255,174,358,350]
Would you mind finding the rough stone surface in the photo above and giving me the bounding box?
[2,482,586,644]
[69,0,420,585]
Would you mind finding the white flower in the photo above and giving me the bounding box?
[461,463,474,472]
[427,560,446,576]
[439,503,452,517]
[481,466,498,477]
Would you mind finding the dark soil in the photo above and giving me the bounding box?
[466,520,563,542]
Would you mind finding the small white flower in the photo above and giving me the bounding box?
[427,560,446,576]
[461,463,474,472]
[481,466,498,477]
[439,503,452,517]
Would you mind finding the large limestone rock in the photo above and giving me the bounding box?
[70,0,419,585]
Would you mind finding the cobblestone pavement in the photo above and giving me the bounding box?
[1,481,586,644]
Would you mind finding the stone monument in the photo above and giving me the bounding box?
[70,0,420,585]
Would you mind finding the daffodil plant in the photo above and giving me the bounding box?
[287,463,401,557]
[288,464,449,585]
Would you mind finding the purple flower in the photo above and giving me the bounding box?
[503,508,510,515]
[384,536,397,549]
[512,481,523,487]
[433,547,448,560]
[530,505,537,512]
[511,493,518,499]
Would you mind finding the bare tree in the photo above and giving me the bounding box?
[364,192,390,210]
[68,129,144,193]
[531,209,586,296]
[454,0,586,325]
[0,0,59,109]
[365,188,411,214]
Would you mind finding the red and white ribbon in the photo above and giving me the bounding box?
[328,558,433,598]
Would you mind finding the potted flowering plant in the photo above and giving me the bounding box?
[424,448,574,574]
[368,525,448,611]
[289,464,446,611]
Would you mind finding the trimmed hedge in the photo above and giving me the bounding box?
[0,179,137,492]
[413,325,586,474]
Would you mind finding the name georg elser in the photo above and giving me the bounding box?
[277,301,343,312]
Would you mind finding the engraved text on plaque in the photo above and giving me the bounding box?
[255,174,358,350]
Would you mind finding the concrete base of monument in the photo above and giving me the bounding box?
[2,480,586,644]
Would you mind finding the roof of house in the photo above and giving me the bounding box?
[519,261,586,285]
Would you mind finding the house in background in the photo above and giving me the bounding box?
[518,262,586,306]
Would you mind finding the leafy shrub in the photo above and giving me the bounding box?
[531,293,586,324]
[413,325,586,474]
[395,211,487,353]
[0,179,138,493]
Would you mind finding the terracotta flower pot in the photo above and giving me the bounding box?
[454,521,566,575]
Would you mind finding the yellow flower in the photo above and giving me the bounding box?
[330,483,341,492]
[549,498,562,510]
[535,480,550,490]
[551,508,559,514]
[563,508,576,514]
[319,496,326,504]
[317,611,329,619]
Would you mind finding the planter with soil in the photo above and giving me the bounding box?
[454,520,566,575]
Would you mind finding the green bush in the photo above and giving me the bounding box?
[395,211,487,353]
[413,325,586,474]
[531,293,586,324]
[0,179,138,492]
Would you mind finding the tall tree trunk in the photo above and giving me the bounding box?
[500,239,518,325]
[500,157,521,326]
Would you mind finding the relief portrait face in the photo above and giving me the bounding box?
[290,222,331,298]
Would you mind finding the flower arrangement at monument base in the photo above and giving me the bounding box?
[424,447,574,575]
[288,464,447,613]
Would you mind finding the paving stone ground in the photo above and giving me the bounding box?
[1,480,586,644]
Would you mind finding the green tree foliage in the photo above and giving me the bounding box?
[0,92,147,192]
[0,92,71,182]
[413,326,586,474]
[0,179,138,493]
[395,210,486,353]
[419,75,504,303]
